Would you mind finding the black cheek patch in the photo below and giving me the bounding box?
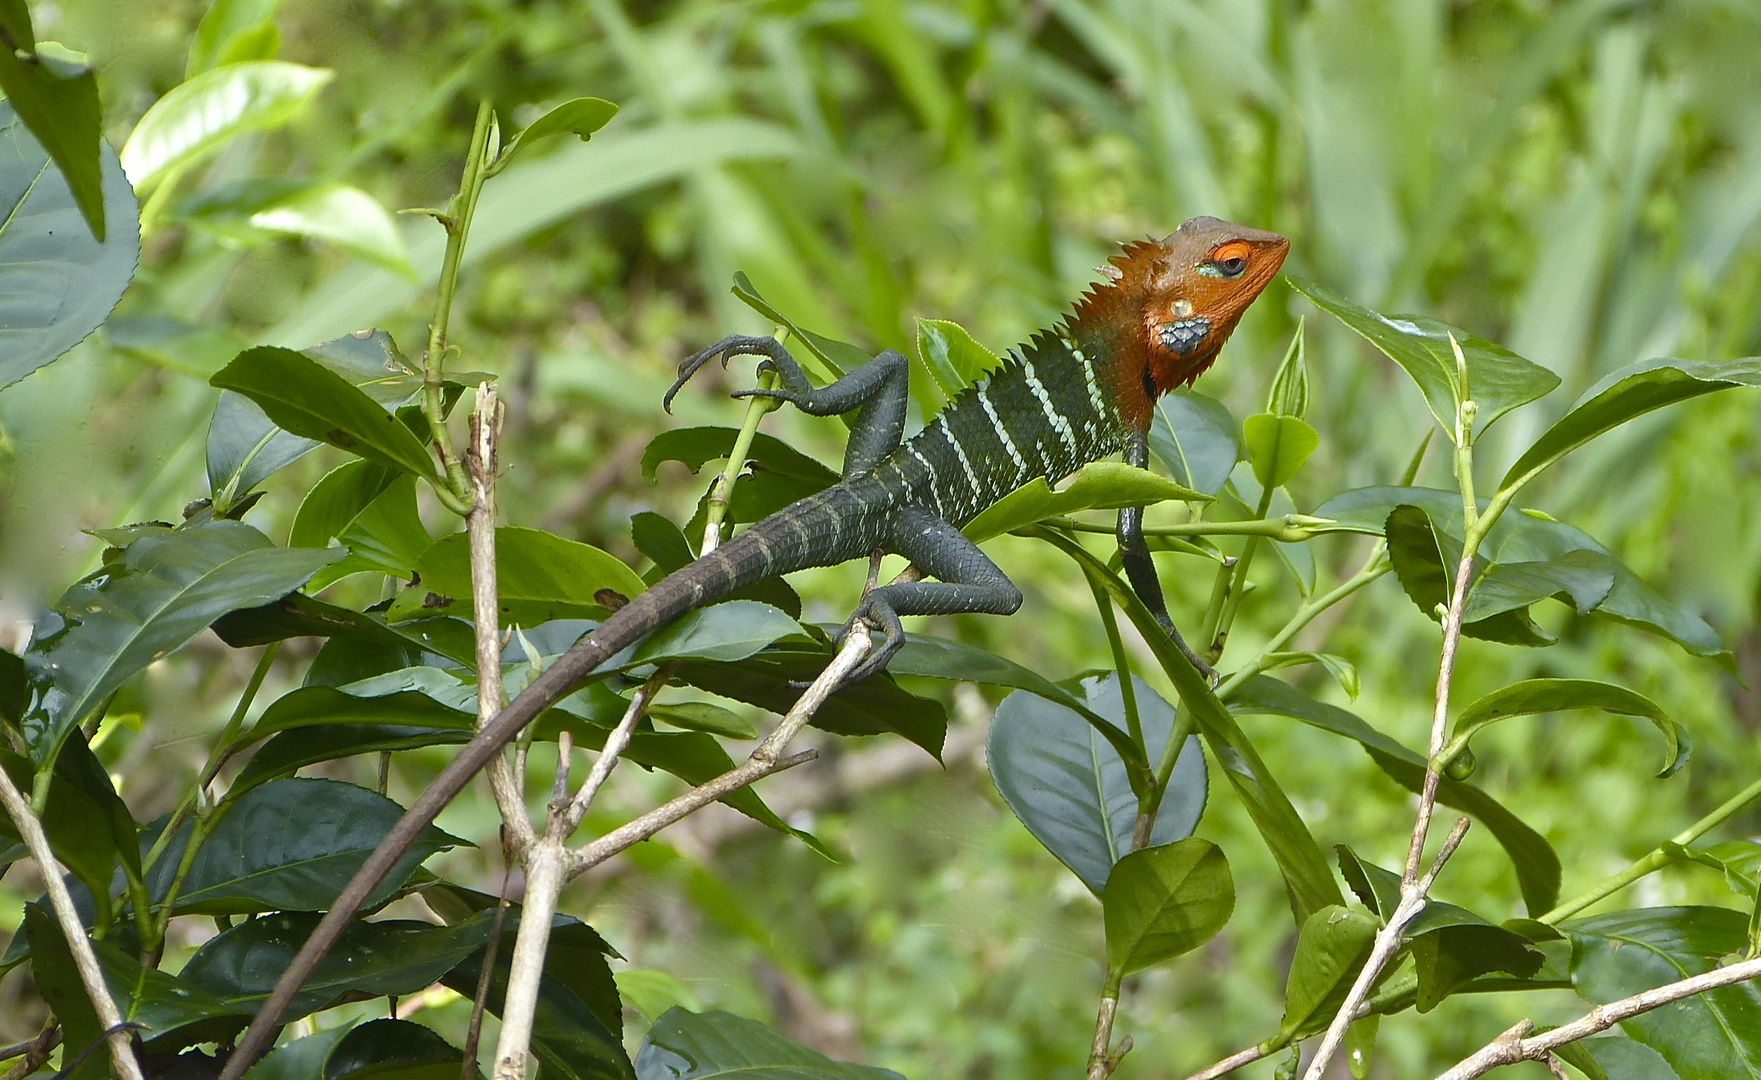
[1159,317,1211,356]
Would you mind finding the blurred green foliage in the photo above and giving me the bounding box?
[6,0,1761,1076]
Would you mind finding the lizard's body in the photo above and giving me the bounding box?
[227,216,1288,1062]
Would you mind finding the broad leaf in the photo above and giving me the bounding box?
[20,520,341,766]
[1502,358,1761,494]
[1287,276,1558,439]
[0,100,138,389]
[1102,838,1233,976]
[206,391,317,508]
[916,317,1001,398]
[245,1021,465,1080]
[187,181,415,278]
[0,41,106,241]
[24,906,108,1080]
[1035,530,1343,923]
[1229,675,1561,914]
[0,749,119,919]
[1384,503,1553,646]
[671,641,946,759]
[120,61,333,188]
[145,778,462,915]
[1463,548,1616,623]
[500,97,619,166]
[964,462,1208,542]
[1280,905,1381,1038]
[1554,1038,1683,1080]
[1567,907,1761,1080]
[210,345,442,483]
[289,461,429,588]
[988,673,1206,894]
[187,0,284,75]
[1242,413,1318,490]
[1452,678,1685,778]
[635,1008,903,1080]
[1149,390,1239,496]
[388,527,646,625]
[640,426,839,487]
[213,591,474,668]
[630,601,804,664]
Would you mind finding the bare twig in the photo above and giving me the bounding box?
[468,385,534,849]
[1433,953,1761,1079]
[460,867,513,1080]
[566,624,870,877]
[0,768,145,1080]
[0,1026,60,1080]
[1177,1044,1267,1080]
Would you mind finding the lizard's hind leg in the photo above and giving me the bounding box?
[836,507,1023,684]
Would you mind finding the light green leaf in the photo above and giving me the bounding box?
[1500,358,1761,495]
[1242,413,1319,489]
[1287,276,1558,440]
[209,345,441,483]
[0,40,106,240]
[630,601,803,665]
[964,462,1209,543]
[120,61,333,190]
[1262,652,1359,700]
[647,701,756,740]
[915,317,1002,398]
[245,183,414,277]
[1280,905,1381,1038]
[613,970,701,1024]
[500,96,619,166]
[1102,839,1234,977]
[188,0,284,75]
[388,527,647,626]
[1452,678,1685,778]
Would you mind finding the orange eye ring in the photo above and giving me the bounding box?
[1212,241,1252,264]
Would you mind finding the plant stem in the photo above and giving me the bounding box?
[1211,482,1278,659]
[1085,974,1128,1080]
[0,762,145,1080]
[1047,516,1326,541]
[1214,542,1390,702]
[423,101,497,512]
[1541,773,1761,923]
[702,333,786,552]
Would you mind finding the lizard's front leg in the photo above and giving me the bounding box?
[666,336,909,480]
[1118,430,1216,680]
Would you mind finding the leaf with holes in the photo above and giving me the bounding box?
[388,527,646,625]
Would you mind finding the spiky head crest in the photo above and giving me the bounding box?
[1070,216,1288,429]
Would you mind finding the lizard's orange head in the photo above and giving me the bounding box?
[1086,216,1288,396]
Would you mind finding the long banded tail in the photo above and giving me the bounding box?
[229,485,864,1060]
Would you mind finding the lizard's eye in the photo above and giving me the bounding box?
[1207,240,1252,278]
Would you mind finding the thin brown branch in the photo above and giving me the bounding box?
[468,385,534,849]
[1434,955,1761,1079]
[0,1026,60,1080]
[0,768,144,1080]
[1177,1044,1267,1080]
[460,868,513,1080]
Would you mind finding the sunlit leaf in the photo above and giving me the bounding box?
[387,527,646,625]
[1102,839,1233,976]
[1452,678,1685,778]
[120,61,333,189]
[1280,905,1381,1038]
[1242,413,1318,490]
[964,462,1208,543]
[915,317,1002,398]
[500,96,619,166]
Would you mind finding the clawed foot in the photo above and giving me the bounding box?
[831,597,904,688]
[664,335,811,413]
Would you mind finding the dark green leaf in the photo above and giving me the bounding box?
[1148,390,1239,496]
[233,724,464,792]
[630,602,804,664]
[1462,548,1616,623]
[1502,358,1761,494]
[0,43,106,241]
[964,462,1208,542]
[671,642,945,759]
[1453,678,1685,779]
[119,61,332,188]
[500,97,619,166]
[290,461,429,588]
[1567,907,1761,1080]
[210,346,440,483]
[915,317,1001,398]
[0,99,137,386]
[206,391,321,509]
[1034,529,1343,923]
[388,527,646,625]
[1287,276,1558,439]
[635,1008,904,1080]
[729,271,867,382]
[24,904,107,1080]
[1401,898,1545,1012]
[632,511,696,572]
[20,520,342,766]
[1385,503,1554,646]
[1554,1038,1683,1080]
[647,702,756,739]
[1229,676,1561,914]
[988,673,1205,895]
[320,1019,468,1080]
[1335,846,1402,921]
[1280,905,1381,1038]
[639,426,838,487]
[0,757,117,931]
[52,731,140,876]
[1102,838,1233,976]
[1242,413,1319,490]
[145,778,462,915]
